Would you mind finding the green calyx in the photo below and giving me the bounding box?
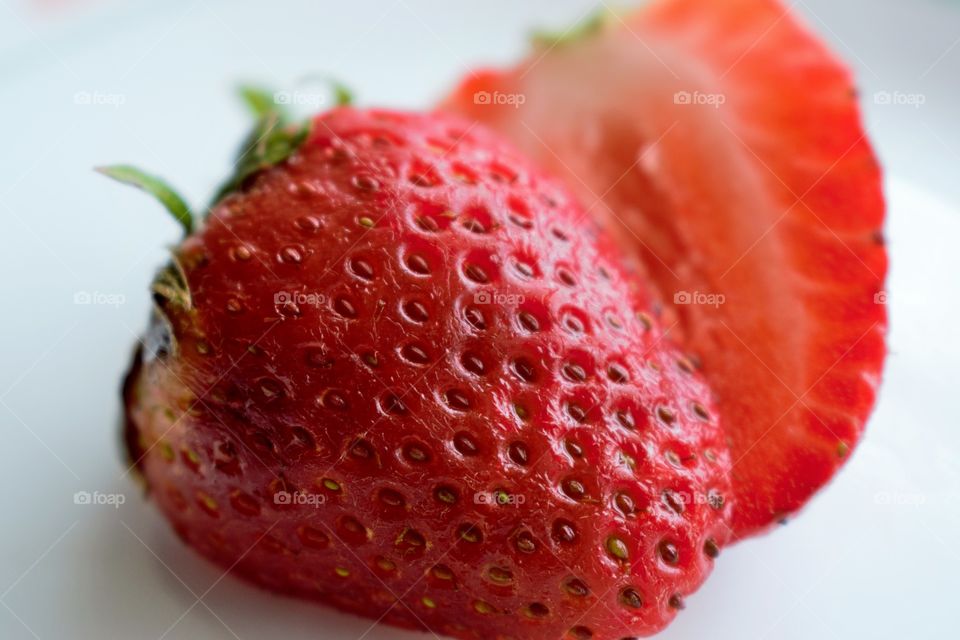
[211,80,353,204]
[237,85,284,120]
[97,78,355,234]
[211,111,311,204]
[98,79,353,355]
[238,80,353,120]
[151,257,192,312]
[530,6,613,49]
[96,165,195,236]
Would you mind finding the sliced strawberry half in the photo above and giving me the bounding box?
[441,0,887,539]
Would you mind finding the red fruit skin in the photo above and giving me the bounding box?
[124,109,732,639]
[440,0,887,540]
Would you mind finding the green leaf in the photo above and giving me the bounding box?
[96,165,194,235]
[211,113,312,204]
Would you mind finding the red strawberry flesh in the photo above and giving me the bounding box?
[441,0,887,539]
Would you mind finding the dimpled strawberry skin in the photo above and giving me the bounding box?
[123,109,733,640]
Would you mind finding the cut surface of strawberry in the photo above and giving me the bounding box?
[442,0,887,539]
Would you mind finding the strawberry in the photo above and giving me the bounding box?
[441,0,887,539]
[111,106,733,639]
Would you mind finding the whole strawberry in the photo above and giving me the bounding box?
[113,106,732,639]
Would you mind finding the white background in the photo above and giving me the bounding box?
[0,0,957,638]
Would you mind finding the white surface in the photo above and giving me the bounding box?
[0,1,958,639]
